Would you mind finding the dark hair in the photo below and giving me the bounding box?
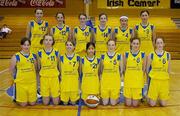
[65,40,76,47]
[86,42,95,51]
[99,13,107,20]
[40,34,55,46]
[140,10,149,16]
[55,12,65,24]
[78,13,87,19]
[130,37,141,44]
[34,8,43,13]
[155,37,165,44]
[21,37,31,45]
[107,39,116,45]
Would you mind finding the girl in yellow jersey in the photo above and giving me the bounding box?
[93,13,112,57]
[26,8,48,54]
[114,16,134,54]
[37,35,60,105]
[147,37,171,107]
[124,37,146,107]
[50,12,70,55]
[9,37,37,107]
[100,39,123,105]
[81,42,101,100]
[59,40,80,105]
[135,10,156,55]
[73,13,92,57]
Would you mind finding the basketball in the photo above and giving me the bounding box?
[85,95,100,108]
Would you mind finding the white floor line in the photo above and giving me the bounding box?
[0,68,9,75]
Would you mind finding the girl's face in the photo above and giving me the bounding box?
[66,41,75,52]
[155,38,164,51]
[131,39,140,51]
[56,13,64,24]
[21,41,30,53]
[35,9,43,20]
[79,15,86,25]
[87,45,95,56]
[141,12,149,22]
[99,15,107,25]
[120,18,128,27]
[107,40,116,52]
[43,35,53,48]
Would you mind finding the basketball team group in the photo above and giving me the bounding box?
[9,8,171,107]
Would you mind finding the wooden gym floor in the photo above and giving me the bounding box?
[0,59,180,116]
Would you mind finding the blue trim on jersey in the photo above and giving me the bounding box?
[97,58,100,64]
[32,54,37,60]
[45,22,48,27]
[108,28,111,33]
[131,51,140,57]
[93,28,97,33]
[121,29,126,33]
[15,55,20,62]
[141,23,149,29]
[81,58,84,64]
[24,55,29,58]
[60,56,64,62]
[150,25,154,31]
[38,51,42,58]
[101,54,105,60]
[77,56,80,62]
[117,54,121,61]
[135,25,139,30]
[167,53,170,60]
[74,28,78,34]
[79,26,87,31]
[141,52,145,59]
[130,28,133,34]
[65,53,75,60]
[114,28,118,33]
[66,27,70,32]
[30,21,34,27]
[125,52,129,58]
[151,53,153,60]
[55,51,59,57]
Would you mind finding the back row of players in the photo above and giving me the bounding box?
[9,8,170,107]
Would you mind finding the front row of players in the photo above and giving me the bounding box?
[9,35,171,107]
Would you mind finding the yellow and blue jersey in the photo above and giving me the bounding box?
[38,48,59,77]
[81,56,100,93]
[114,27,133,53]
[124,51,145,88]
[51,25,70,54]
[149,51,170,80]
[101,53,121,89]
[93,26,112,53]
[29,20,48,48]
[74,26,92,53]
[14,52,37,84]
[60,54,80,92]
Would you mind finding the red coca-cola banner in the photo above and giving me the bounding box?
[0,0,66,8]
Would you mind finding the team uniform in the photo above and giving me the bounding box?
[14,52,37,103]
[100,53,121,99]
[38,49,60,98]
[93,26,111,57]
[124,51,145,99]
[147,51,170,101]
[51,25,70,54]
[60,54,80,103]
[135,23,154,55]
[74,26,92,56]
[29,20,48,54]
[114,27,133,54]
[81,56,100,100]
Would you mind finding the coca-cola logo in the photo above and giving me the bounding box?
[0,0,65,7]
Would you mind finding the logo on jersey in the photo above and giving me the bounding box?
[91,63,97,69]
[40,26,46,31]
[28,58,35,63]
[162,58,166,64]
[136,57,140,63]
[113,59,117,65]
[84,32,89,36]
